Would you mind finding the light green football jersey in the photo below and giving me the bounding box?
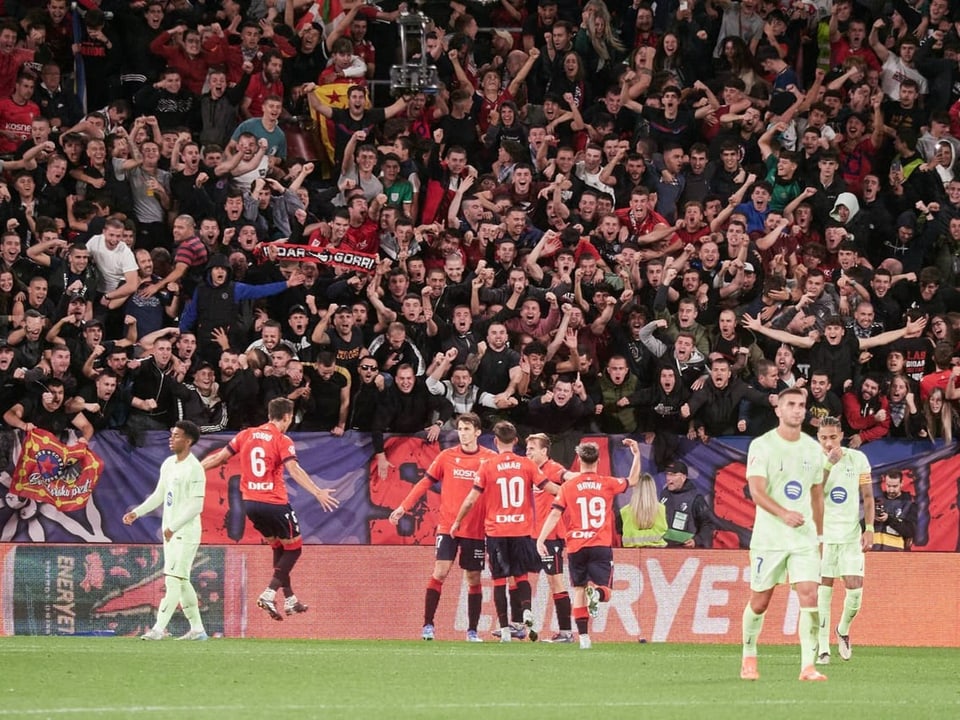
[822,448,872,544]
[746,429,824,551]
[157,454,206,543]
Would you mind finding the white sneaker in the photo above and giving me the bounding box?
[178,629,209,641]
[141,628,164,640]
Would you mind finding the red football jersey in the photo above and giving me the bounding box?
[533,458,567,540]
[227,422,296,505]
[475,451,546,538]
[0,98,40,154]
[403,444,498,539]
[553,472,629,553]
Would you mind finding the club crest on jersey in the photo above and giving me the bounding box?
[830,487,848,503]
[784,480,803,500]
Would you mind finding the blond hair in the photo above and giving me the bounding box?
[628,473,659,530]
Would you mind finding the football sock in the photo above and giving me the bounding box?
[273,547,301,594]
[817,585,833,651]
[554,592,572,632]
[509,578,521,623]
[424,577,443,625]
[514,577,532,615]
[596,585,611,603]
[155,575,182,632]
[467,584,482,632]
[799,607,819,669]
[493,579,509,628]
[179,579,204,632]
[838,587,862,635]
[741,605,765,658]
[573,605,589,636]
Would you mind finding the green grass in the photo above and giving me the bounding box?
[2,638,957,720]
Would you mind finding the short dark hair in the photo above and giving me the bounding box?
[175,420,200,445]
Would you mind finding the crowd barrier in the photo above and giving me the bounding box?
[2,430,956,550]
[4,544,958,644]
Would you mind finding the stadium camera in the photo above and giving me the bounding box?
[389,11,439,97]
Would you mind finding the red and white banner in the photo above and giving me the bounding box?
[12,430,103,511]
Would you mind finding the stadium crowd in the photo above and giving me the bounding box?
[0,0,959,455]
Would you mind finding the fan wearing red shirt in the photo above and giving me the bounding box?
[537,437,641,649]
[389,412,497,642]
[526,432,576,643]
[201,397,339,621]
[0,69,40,155]
[451,421,559,642]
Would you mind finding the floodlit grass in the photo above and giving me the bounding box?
[2,638,957,720]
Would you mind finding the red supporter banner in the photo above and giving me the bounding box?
[270,243,377,273]
[2,545,957,644]
[12,430,103,511]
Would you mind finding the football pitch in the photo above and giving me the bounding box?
[3,638,956,720]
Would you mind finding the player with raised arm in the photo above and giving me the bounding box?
[526,433,575,643]
[537,438,641,649]
[201,398,339,621]
[123,421,208,640]
[741,386,827,682]
[389,412,497,642]
[816,416,874,664]
[451,421,558,643]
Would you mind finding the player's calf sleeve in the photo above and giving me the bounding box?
[179,579,203,631]
[838,587,862,635]
[817,585,833,650]
[155,575,182,632]
[798,607,819,669]
[741,605,765,657]
[554,592,572,632]
[493,580,509,628]
[573,605,589,635]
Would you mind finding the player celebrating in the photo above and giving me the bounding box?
[389,412,496,642]
[816,416,874,664]
[741,386,827,682]
[201,398,339,621]
[536,438,641,649]
[526,433,575,643]
[123,421,209,641]
[451,421,558,643]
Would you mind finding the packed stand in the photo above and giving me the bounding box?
[0,0,958,452]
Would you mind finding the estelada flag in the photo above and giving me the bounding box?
[308,80,370,172]
[12,429,104,511]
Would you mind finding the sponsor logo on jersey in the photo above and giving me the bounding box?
[495,513,525,523]
[247,481,275,491]
[830,487,848,503]
[784,480,803,500]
